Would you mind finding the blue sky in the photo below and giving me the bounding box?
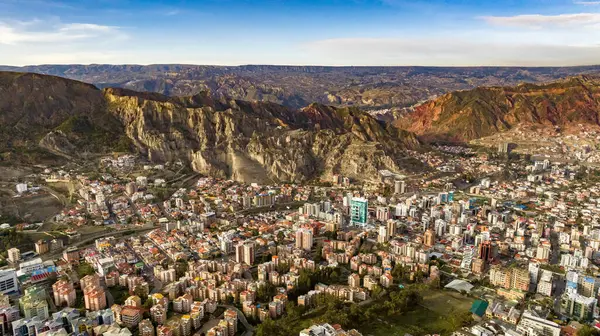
[0,0,599,66]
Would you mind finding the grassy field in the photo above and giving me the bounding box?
[421,289,473,314]
[360,290,474,336]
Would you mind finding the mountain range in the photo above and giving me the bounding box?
[2,64,600,115]
[395,76,600,142]
[3,66,600,182]
[0,71,420,183]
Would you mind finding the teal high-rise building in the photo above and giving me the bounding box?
[350,197,368,226]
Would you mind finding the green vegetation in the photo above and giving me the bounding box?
[0,229,34,252]
[577,325,600,336]
[540,263,566,274]
[256,285,426,336]
[109,286,131,305]
[255,286,473,336]
[76,262,96,278]
[55,115,131,153]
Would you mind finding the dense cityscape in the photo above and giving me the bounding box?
[1,1,600,335]
[1,141,600,336]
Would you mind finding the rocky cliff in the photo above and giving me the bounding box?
[104,88,420,183]
[395,76,600,142]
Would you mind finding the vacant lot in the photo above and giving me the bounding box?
[421,289,473,315]
[360,290,474,336]
[0,193,62,223]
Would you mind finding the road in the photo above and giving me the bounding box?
[40,226,155,261]
[217,304,254,336]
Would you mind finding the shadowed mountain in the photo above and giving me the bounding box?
[0,71,422,182]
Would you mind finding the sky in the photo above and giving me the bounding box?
[0,0,599,66]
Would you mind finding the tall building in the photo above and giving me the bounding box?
[510,268,531,292]
[83,286,106,311]
[139,319,155,336]
[34,241,49,255]
[120,306,143,328]
[478,241,495,262]
[394,180,406,194]
[386,220,397,239]
[150,304,166,324]
[19,287,49,320]
[350,198,368,226]
[489,266,530,292]
[295,229,313,251]
[377,225,388,244]
[235,241,255,266]
[376,207,390,222]
[424,229,435,247]
[7,249,20,264]
[63,247,80,264]
[52,280,76,307]
[580,276,599,298]
[0,269,18,295]
[561,292,596,321]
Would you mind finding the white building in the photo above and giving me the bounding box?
[0,269,18,294]
[516,312,560,336]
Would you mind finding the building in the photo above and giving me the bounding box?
[62,247,80,264]
[83,286,106,312]
[489,266,529,292]
[295,229,313,251]
[386,220,397,239]
[510,268,530,292]
[537,270,557,297]
[0,269,18,294]
[150,304,166,324]
[120,306,142,328]
[34,241,50,255]
[19,287,49,320]
[299,323,362,336]
[139,319,155,336]
[478,241,495,262]
[579,276,599,298]
[235,241,255,266]
[80,274,100,292]
[348,274,361,288]
[11,316,43,336]
[350,198,368,226]
[125,296,142,308]
[377,225,388,244]
[516,312,560,336]
[52,280,76,307]
[394,180,406,194]
[7,249,20,264]
[424,229,435,247]
[471,258,485,275]
[561,292,596,321]
[376,207,390,222]
[173,294,193,313]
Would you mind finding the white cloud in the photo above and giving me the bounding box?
[0,19,124,45]
[481,13,600,28]
[305,37,600,66]
[574,1,600,5]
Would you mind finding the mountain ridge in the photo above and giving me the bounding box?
[395,76,600,142]
[3,64,600,112]
[0,71,421,182]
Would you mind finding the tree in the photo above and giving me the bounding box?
[175,259,188,278]
[76,262,96,278]
[577,325,600,336]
